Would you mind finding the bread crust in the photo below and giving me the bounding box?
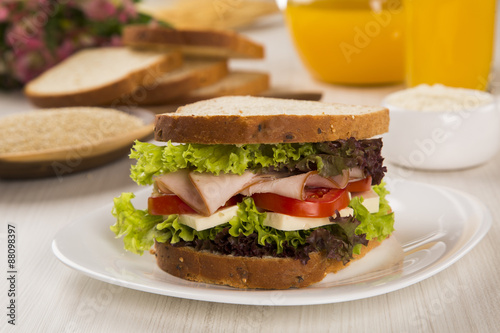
[154,108,389,144]
[168,71,269,106]
[25,51,183,108]
[154,240,381,289]
[132,60,229,106]
[123,25,264,59]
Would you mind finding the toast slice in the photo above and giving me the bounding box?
[25,47,183,108]
[122,25,264,59]
[168,71,269,105]
[130,58,229,106]
[154,96,389,144]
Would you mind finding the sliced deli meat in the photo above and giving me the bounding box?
[156,170,208,215]
[155,169,369,215]
[189,171,256,215]
[156,170,258,216]
[240,172,311,199]
[241,171,353,200]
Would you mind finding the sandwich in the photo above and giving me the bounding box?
[111,96,395,289]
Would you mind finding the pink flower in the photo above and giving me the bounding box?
[0,6,8,22]
[24,0,45,11]
[118,12,128,24]
[1,0,156,85]
[24,37,45,51]
[81,0,117,21]
[6,22,46,55]
[101,34,122,47]
[11,52,36,82]
[56,39,74,60]
[6,25,30,54]
[121,0,138,19]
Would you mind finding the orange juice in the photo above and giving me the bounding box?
[405,0,496,90]
[285,0,405,85]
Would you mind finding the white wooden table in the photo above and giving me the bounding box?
[1,16,500,333]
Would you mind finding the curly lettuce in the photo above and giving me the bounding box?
[350,182,394,241]
[111,192,165,255]
[129,138,386,186]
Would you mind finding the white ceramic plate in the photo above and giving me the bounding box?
[52,179,491,306]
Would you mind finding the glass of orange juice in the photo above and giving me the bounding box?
[405,0,496,90]
[284,0,405,85]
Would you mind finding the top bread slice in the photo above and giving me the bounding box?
[122,25,264,59]
[25,47,183,108]
[154,96,390,144]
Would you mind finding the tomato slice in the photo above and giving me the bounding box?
[345,176,372,192]
[252,188,350,218]
[148,195,243,216]
[148,195,196,215]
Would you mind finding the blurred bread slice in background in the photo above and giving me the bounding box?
[167,71,269,105]
[127,58,229,106]
[123,25,264,59]
[144,71,270,114]
[25,47,182,108]
[137,0,279,30]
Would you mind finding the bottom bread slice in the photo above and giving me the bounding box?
[154,240,381,289]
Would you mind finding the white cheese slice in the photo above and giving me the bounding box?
[177,205,239,231]
[351,189,380,213]
[264,213,331,231]
[263,207,354,231]
[176,204,357,232]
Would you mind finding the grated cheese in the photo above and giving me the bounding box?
[384,84,494,112]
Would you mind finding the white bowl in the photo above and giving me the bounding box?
[382,91,500,170]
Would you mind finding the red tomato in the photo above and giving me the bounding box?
[148,195,243,215]
[252,188,350,218]
[148,195,196,215]
[345,176,372,192]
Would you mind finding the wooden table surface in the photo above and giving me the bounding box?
[1,16,499,333]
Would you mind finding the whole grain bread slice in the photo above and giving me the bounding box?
[128,58,229,106]
[122,25,264,59]
[167,70,269,105]
[154,96,390,144]
[154,239,381,289]
[25,47,183,108]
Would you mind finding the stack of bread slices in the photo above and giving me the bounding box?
[24,25,269,109]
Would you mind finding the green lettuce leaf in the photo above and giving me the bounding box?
[128,138,386,186]
[129,142,168,186]
[350,182,395,241]
[130,141,314,185]
[110,192,166,255]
